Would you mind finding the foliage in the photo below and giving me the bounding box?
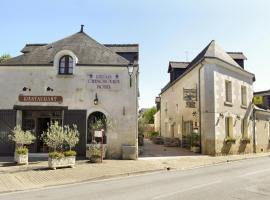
[64,124,79,150]
[225,136,236,144]
[138,118,146,136]
[42,121,65,151]
[16,147,28,155]
[190,132,200,147]
[42,121,80,152]
[9,125,36,147]
[89,142,101,159]
[90,116,112,131]
[149,131,159,139]
[64,150,77,157]
[48,151,65,159]
[0,54,11,63]
[142,107,157,124]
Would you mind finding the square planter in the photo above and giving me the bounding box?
[48,156,76,170]
[86,144,107,159]
[14,152,28,165]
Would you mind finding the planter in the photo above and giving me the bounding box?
[14,152,28,165]
[241,138,251,144]
[86,144,107,159]
[191,146,200,153]
[89,156,102,163]
[48,156,76,170]
[224,137,236,144]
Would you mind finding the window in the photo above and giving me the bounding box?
[241,86,247,106]
[59,55,73,75]
[241,119,248,138]
[176,104,179,112]
[225,117,233,137]
[225,80,232,103]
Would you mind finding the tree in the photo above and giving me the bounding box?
[143,107,157,124]
[0,54,11,63]
[64,124,79,151]
[9,125,36,147]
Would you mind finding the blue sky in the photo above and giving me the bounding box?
[0,0,269,108]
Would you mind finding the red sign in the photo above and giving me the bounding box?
[18,95,63,103]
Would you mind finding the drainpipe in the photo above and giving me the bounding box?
[253,106,256,153]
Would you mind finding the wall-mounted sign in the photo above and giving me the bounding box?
[94,131,103,138]
[183,88,197,102]
[186,101,196,108]
[18,95,63,103]
[87,73,121,90]
[253,96,263,105]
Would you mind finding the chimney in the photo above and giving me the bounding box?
[80,24,84,33]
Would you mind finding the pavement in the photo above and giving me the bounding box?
[1,156,270,199]
[0,139,270,194]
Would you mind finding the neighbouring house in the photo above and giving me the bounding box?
[158,40,270,155]
[0,25,139,159]
[254,89,270,110]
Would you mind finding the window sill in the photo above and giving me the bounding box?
[241,105,247,109]
[224,101,233,107]
[57,74,75,78]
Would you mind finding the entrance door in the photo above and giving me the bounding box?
[37,118,50,153]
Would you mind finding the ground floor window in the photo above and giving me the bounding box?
[241,119,248,138]
[225,117,233,137]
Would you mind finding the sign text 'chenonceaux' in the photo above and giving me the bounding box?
[87,73,121,90]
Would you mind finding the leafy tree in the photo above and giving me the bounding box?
[9,125,36,148]
[0,54,11,63]
[64,124,79,151]
[143,107,157,124]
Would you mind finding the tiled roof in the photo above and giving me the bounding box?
[0,31,131,66]
[227,52,247,60]
[104,44,138,53]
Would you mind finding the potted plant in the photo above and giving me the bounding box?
[88,141,102,163]
[86,117,112,160]
[225,136,236,144]
[190,131,200,153]
[42,121,79,170]
[241,137,251,144]
[9,125,36,165]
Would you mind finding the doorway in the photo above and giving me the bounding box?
[87,112,107,144]
[37,118,50,153]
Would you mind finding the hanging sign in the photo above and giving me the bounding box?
[253,96,263,105]
[183,88,197,101]
[18,95,63,103]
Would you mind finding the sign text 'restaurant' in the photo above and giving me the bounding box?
[18,95,63,103]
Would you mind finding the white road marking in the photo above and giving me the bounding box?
[152,180,222,200]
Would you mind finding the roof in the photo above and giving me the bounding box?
[161,40,255,94]
[254,89,270,95]
[0,31,131,66]
[168,61,189,73]
[21,44,47,53]
[227,52,247,60]
[104,44,138,53]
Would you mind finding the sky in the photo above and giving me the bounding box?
[0,0,269,108]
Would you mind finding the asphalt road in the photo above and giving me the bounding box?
[1,156,270,200]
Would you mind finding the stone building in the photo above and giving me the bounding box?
[158,40,270,155]
[0,26,139,159]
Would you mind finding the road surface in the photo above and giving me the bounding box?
[1,156,270,200]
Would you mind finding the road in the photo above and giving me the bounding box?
[1,156,270,200]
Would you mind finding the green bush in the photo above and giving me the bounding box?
[16,147,28,155]
[190,132,200,147]
[149,131,159,139]
[64,150,77,157]
[48,151,65,159]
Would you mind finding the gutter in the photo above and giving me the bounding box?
[253,106,256,153]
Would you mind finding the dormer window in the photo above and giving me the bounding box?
[59,55,73,75]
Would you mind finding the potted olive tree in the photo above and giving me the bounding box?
[86,117,112,161]
[42,121,79,170]
[9,125,36,165]
[88,141,102,163]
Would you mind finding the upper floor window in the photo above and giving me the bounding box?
[59,55,73,75]
[241,85,247,106]
[225,80,232,103]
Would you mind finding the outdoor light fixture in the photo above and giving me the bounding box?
[22,87,31,91]
[127,63,134,87]
[94,93,98,105]
[47,87,54,92]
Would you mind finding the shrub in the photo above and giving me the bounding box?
[190,132,200,147]
[9,125,36,147]
[16,147,28,155]
[64,124,79,151]
[89,143,101,158]
[48,151,65,159]
[149,131,159,139]
[64,150,77,157]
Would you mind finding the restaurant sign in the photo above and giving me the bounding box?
[87,73,121,90]
[18,95,63,103]
[183,88,197,108]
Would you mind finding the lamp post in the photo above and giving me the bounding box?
[127,63,134,87]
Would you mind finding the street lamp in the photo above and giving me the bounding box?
[127,63,134,87]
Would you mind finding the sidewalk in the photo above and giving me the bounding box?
[0,152,270,193]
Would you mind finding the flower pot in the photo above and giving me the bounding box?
[86,144,107,159]
[48,156,76,170]
[191,146,200,153]
[89,156,102,163]
[14,152,28,165]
